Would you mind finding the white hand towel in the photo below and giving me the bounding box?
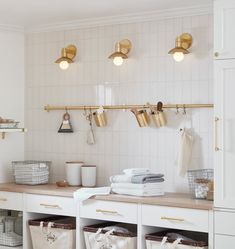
[111,182,164,190]
[73,187,111,202]
[178,128,194,177]
[109,174,132,183]
[123,168,150,176]
[112,188,164,197]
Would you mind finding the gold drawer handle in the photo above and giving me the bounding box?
[96,209,119,215]
[40,203,61,209]
[161,216,185,222]
[0,198,7,202]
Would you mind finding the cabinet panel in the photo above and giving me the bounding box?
[214,60,235,208]
[25,194,76,216]
[0,191,23,211]
[215,211,235,235]
[142,205,209,233]
[80,200,138,224]
[215,234,235,249]
[214,0,235,59]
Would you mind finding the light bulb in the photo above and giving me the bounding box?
[113,56,123,66]
[59,60,69,70]
[173,52,185,62]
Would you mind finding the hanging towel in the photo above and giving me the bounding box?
[109,174,132,183]
[123,168,150,176]
[177,128,194,177]
[111,182,164,190]
[73,187,111,202]
[131,174,164,184]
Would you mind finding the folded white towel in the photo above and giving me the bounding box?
[123,168,150,176]
[177,128,194,177]
[112,188,164,197]
[111,182,164,190]
[109,174,132,183]
[73,187,111,202]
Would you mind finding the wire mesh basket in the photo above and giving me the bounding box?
[12,160,51,185]
[187,169,214,199]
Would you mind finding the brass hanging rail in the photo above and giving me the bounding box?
[44,103,214,112]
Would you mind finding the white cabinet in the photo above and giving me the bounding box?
[0,192,23,211]
[215,234,235,249]
[214,60,235,209]
[214,0,235,59]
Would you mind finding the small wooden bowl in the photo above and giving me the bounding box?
[56,180,68,187]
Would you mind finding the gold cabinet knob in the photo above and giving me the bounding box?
[214,52,219,57]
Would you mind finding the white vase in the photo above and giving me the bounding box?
[65,161,84,186]
[81,165,96,187]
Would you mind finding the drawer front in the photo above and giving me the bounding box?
[142,205,209,232]
[0,192,23,211]
[25,194,76,216]
[215,234,235,249]
[215,211,235,235]
[80,200,138,224]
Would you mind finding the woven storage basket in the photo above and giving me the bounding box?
[29,216,76,249]
[146,230,208,249]
[83,222,137,249]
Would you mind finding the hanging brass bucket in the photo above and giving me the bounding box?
[93,111,107,127]
[131,109,150,127]
[149,101,167,128]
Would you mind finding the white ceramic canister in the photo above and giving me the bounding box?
[65,161,84,186]
[81,165,97,187]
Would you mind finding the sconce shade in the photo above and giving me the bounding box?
[108,39,132,66]
[168,33,192,61]
[55,45,77,68]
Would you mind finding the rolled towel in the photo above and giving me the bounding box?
[112,188,164,197]
[131,174,164,184]
[111,182,164,190]
[110,174,132,183]
[123,168,150,176]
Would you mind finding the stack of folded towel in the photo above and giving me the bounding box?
[110,168,165,197]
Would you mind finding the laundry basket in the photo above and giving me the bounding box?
[83,222,137,249]
[12,160,51,185]
[145,230,208,249]
[29,216,76,249]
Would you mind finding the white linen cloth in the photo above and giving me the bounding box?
[123,168,150,176]
[111,182,164,190]
[112,188,164,197]
[109,174,132,183]
[177,128,194,177]
[73,187,111,202]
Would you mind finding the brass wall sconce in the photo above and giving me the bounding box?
[55,44,77,70]
[168,33,193,62]
[108,39,132,66]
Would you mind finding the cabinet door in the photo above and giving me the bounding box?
[214,60,235,208]
[214,0,235,59]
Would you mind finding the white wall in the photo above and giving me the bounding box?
[0,30,25,182]
[25,13,213,192]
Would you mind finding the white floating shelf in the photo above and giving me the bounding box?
[0,128,27,139]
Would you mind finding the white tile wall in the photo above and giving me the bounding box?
[25,14,213,192]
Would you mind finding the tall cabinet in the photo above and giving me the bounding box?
[214,0,235,248]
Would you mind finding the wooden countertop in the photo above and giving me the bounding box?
[0,183,213,210]
[0,183,78,197]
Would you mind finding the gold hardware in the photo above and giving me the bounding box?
[44,104,213,112]
[214,117,220,151]
[214,52,219,58]
[40,203,61,209]
[131,109,150,127]
[93,109,107,127]
[161,216,185,222]
[168,33,193,62]
[108,39,132,66]
[0,198,7,201]
[96,209,118,215]
[0,128,26,140]
[55,44,77,70]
